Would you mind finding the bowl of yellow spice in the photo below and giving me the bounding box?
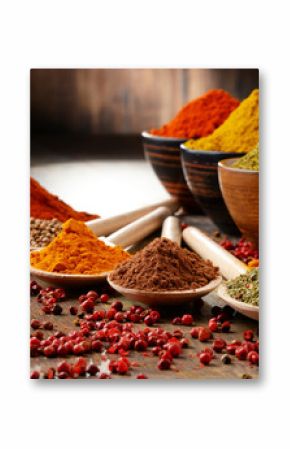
[218,146,259,246]
[181,89,259,236]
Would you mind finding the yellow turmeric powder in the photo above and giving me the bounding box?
[30,219,130,274]
[185,89,259,153]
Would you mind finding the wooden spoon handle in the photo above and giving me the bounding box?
[86,198,179,236]
[161,216,182,245]
[108,206,171,248]
[183,226,248,280]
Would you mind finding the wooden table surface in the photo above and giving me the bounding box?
[31,218,259,381]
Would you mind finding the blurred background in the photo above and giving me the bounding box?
[31,69,258,162]
[30,69,258,216]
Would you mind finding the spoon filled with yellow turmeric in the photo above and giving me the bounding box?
[30,206,173,288]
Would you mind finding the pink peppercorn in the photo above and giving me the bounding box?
[31,319,41,329]
[57,361,71,374]
[134,340,148,351]
[190,327,201,338]
[212,338,227,353]
[157,357,171,370]
[172,317,181,325]
[100,293,109,303]
[181,314,193,326]
[198,327,212,342]
[111,301,123,311]
[166,342,181,358]
[180,338,189,348]
[116,358,129,374]
[243,330,254,341]
[144,315,154,326]
[30,370,40,379]
[80,299,94,313]
[208,318,218,332]
[86,290,98,300]
[91,340,103,352]
[69,306,78,315]
[136,373,148,379]
[235,346,248,360]
[247,351,259,365]
[30,337,41,348]
[221,321,231,332]
[43,321,53,330]
[199,352,211,365]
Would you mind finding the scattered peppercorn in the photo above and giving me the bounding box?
[221,354,232,364]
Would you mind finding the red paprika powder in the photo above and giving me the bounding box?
[150,89,240,139]
[30,177,99,222]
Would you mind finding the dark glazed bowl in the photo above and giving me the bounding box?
[218,158,259,245]
[181,145,244,235]
[142,131,201,213]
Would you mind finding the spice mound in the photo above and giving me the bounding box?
[150,89,240,139]
[110,237,219,291]
[226,268,259,306]
[232,145,259,171]
[30,218,62,248]
[30,177,98,222]
[185,89,259,153]
[30,219,130,275]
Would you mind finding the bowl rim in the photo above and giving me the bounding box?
[180,143,244,157]
[218,157,259,174]
[141,130,187,142]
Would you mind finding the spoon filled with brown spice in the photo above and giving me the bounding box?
[107,216,222,306]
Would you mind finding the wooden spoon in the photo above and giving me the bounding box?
[107,216,222,306]
[30,198,179,251]
[30,206,172,288]
[183,226,258,320]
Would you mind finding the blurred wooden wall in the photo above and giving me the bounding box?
[31,69,258,135]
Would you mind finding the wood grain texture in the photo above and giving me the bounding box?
[218,159,259,245]
[30,286,259,380]
[31,69,258,135]
[30,217,258,380]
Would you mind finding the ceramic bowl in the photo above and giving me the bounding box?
[141,131,201,213]
[218,158,259,245]
[181,145,243,235]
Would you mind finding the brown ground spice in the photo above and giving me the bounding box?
[110,237,219,291]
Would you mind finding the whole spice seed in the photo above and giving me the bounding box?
[221,354,232,364]
[30,217,62,248]
[30,219,130,275]
[226,268,259,306]
[31,283,259,379]
[220,238,259,266]
[110,237,219,291]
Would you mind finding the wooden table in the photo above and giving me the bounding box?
[31,220,259,380]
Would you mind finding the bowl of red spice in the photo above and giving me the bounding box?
[142,89,240,213]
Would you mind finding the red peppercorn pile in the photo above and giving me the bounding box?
[220,238,259,266]
[30,280,259,380]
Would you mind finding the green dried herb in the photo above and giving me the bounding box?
[226,268,259,306]
[233,145,259,171]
